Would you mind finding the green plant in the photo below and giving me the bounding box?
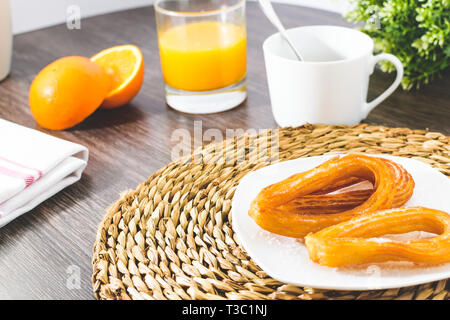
[346,0,450,90]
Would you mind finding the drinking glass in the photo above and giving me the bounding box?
[155,0,247,114]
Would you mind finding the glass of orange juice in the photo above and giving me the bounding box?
[155,0,247,114]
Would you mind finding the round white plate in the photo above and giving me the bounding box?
[231,154,450,290]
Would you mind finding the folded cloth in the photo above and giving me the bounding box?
[0,119,88,227]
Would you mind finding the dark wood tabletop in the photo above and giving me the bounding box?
[0,3,448,299]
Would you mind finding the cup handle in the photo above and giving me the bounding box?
[363,53,403,117]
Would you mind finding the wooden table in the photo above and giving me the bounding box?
[0,3,448,299]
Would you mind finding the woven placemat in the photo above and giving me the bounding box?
[92,124,450,300]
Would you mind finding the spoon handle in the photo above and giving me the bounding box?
[258,0,303,61]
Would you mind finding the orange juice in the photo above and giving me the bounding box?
[158,21,246,92]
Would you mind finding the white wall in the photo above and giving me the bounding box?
[11,0,152,34]
[273,0,349,13]
[11,0,349,35]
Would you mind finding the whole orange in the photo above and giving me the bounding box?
[29,56,111,130]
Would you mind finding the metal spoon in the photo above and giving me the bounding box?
[258,0,304,61]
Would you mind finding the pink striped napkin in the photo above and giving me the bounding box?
[0,119,88,227]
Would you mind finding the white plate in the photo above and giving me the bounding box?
[231,154,450,290]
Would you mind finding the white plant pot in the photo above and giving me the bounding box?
[0,0,12,81]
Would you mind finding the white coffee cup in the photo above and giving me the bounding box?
[0,0,12,82]
[263,25,403,127]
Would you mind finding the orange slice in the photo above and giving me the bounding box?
[91,45,145,109]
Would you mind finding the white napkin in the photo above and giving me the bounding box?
[0,119,88,227]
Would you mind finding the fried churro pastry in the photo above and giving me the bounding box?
[305,207,450,266]
[248,154,414,238]
[283,190,373,215]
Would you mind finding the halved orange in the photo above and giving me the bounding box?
[29,56,111,130]
[91,45,145,109]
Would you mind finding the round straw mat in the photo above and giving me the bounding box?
[92,124,450,300]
